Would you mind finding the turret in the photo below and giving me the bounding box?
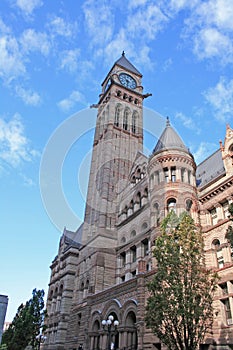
[148,117,199,227]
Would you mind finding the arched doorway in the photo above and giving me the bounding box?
[92,320,100,350]
[125,311,137,350]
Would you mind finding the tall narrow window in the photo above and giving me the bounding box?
[187,170,191,184]
[137,192,142,208]
[171,167,176,182]
[130,246,136,262]
[123,108,129,130]
[114,105,120,127]
[132,112,137,133]
[210,208,218,225]
[155,171,160,184]
[164,167,169,183]
[221,299,232,325]
[212,239,224,268]
[181,168,185,182]
[120,252,126,267]
[222,200,229,218]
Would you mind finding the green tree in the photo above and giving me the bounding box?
[2,289,46,350]
[145,212,218,350]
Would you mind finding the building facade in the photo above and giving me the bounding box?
[0,295,8,344]
[43,54,233,350]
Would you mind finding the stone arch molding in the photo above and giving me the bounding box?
[102,298,122,321]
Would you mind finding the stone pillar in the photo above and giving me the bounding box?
[90,335,94,350]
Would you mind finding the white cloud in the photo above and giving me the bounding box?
[126,4,168,40]
[162,58,173,71]
[203,77,233,122]
[16,0,43,16]
[193,141,218,164]
[20,173,36,186]
[193,28,233,63]
[20,29,50,56]
[195,0,233,31]
[0,114,38,167]
[175,112,201,134]
[0,35,25,83]
[15,86,41,106]
[0,18,11,34]
[103,29,135,65]
[182,0,233,64]
[128,0,148,9]
[57,91,87,112]
[82,0,114,45]
[48,16,76,38]
[60,49,81,73]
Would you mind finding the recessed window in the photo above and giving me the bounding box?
[186,199,193,211]
[121,236,126,243]
[130,246,136,262]
[209,208,218,225]
[171,167,176,182]
[167,198,176,213]
[131,230,136,237]
[181,168,185,182]
[164,167,169,183]
[120,252,126,266]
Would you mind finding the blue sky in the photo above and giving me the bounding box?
[1,0,233,322]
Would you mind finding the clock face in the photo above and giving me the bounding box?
[119,73,136,89]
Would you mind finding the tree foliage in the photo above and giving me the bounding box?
[145,212,218,350]
[2,289,46,350]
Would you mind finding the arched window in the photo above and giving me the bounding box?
[114,105,120,127]
[132,112,137,133]
[123,108,130,130]
[212,239,224,268]
[153,202,159,213]
[121,236,126,243]
[167,198,176,213]
[186,199,193,212]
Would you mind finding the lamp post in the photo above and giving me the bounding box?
[36,333,47,350]
[102,315,119,350]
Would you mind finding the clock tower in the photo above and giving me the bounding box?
[82,52,145,244]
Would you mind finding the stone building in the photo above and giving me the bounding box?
[0,295,8,344]
[43,53,233,350]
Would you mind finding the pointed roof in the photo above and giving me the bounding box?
[153,117,189,154]
[114,51,142,76]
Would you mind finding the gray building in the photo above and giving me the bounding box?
[0,295,8,344]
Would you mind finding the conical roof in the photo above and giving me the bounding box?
[114,51,142,76]
[153,117,189,154]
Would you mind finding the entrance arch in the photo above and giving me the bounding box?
[122,310,137,350]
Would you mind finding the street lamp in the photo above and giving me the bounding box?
[36,333,47,350]
[102,315,119,350]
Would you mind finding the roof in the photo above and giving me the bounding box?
[114,51,142,76]
[196,149,225,187]
[153,117,189,154]
[63,224,83,249]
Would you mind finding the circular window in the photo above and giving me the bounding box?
[131,230,136,237]
[142,222,148,230]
